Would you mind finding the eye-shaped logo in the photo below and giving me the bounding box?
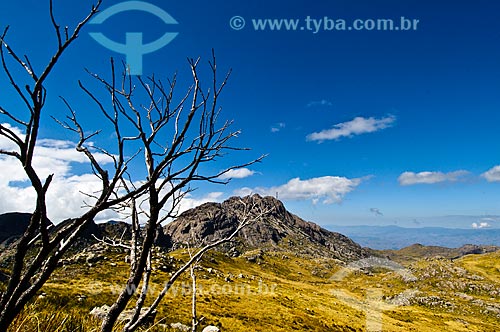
[89,1,179,75]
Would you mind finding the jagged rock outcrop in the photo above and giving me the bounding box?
[163,195,369,261]
[457,244,499,256]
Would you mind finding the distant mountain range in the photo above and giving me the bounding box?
[2,199,499,254]
[329,225,500,250]
[0,196,370,262]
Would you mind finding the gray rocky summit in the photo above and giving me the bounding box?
[163,195,369,261]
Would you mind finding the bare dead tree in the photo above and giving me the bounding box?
[0,2,265,332]
[77,56,266,331]
[120,196,272,332]
[0,2,106,330]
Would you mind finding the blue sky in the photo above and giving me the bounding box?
[1,0,500,229]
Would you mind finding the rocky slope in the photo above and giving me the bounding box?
[163,195,370,261]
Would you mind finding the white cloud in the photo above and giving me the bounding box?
[0,173,119,223]
[0,124,230,224]
[307,99,333,108]
[177,192,224,213]
[218,168,256,180]
[270,122,286,133]
[0,124,116,222]
[481,165,500,182]
[472,222,491,229]
[235,176,365,204]
[306,115,395,142]
[398,170,469,186]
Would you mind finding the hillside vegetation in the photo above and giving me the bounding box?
[1,196,499,331]
[4,246,499,331]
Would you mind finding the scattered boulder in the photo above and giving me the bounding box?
[90,305,111,320]
[202,326,220,332]
[170,322,190,331]
[90,305,156,326]
[244,249,264,263]
[387,289,420,306]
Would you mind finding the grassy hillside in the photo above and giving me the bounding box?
[5,247,500,331]
[380,243,499,264]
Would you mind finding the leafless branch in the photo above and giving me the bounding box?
[126,196,273,331]
[91,233,131,250]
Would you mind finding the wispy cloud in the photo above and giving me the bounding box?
[307,99,333,108]
[235,175,366,204]
[370,208,383,216]
[478,217,500,223]
[306,115,395,142]
[218,168,256,180]
[481,165,500,182]
[398,170,469,186]
[270,122,286,133]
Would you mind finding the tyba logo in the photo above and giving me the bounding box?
[89,1,178,75]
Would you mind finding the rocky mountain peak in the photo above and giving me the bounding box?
[163,195,369,261]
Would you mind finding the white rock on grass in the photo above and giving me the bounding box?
[170,322,190,331]
[202,326,220,332]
